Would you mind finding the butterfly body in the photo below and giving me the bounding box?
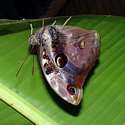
[29,25,100,105]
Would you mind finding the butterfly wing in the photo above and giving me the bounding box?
[30,25,100,105]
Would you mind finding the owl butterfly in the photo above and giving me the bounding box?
[29,17,100,105]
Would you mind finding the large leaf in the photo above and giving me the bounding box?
[0,16,125,125]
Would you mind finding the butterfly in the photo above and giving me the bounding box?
[29,17,100,105]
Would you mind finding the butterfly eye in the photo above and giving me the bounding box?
[55,53,68,68]
[67,85,76,95]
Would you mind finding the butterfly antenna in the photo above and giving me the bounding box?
[62,16,72,27]
[29,23,36,76]
[30,23,33,35]
[16,55,29,77]
[51,20,56,26]
[42,19,45,27]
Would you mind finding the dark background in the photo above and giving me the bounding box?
[0,0,125,19]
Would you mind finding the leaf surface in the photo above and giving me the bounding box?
[0,15,125,125]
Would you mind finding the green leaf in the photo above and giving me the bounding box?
[0,15,125,125]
